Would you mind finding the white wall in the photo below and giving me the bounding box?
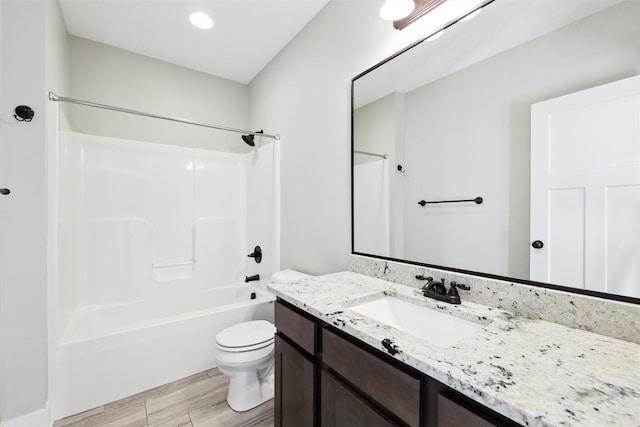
[249,1,439,275]
[67,36,250,153]
[0,0,68,422]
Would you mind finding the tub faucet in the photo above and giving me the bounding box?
[245,274,260,283]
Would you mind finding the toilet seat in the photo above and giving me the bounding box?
[216,320,276,353]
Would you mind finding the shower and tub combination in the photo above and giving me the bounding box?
[47,94,282,419]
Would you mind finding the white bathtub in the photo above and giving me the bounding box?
[54,283,275,420]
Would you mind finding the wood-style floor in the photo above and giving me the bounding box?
[53,369,274,427]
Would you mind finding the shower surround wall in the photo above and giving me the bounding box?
[58,132,247,321]
[52,125,279,418]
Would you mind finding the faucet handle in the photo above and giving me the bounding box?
[455,281,470,290]
[447,285,459,298]
[448,281,470,294]
[247,245,262,263]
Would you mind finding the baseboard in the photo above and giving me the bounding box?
[3,405,51,427]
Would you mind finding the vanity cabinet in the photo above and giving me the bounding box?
[274,298,520,427]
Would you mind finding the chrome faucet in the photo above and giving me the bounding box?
[416,276,470,305]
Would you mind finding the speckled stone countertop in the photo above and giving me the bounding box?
[268,272,640,427]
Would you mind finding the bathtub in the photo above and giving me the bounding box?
[54,283,275,420]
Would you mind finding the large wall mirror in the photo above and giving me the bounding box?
[352,0,640,302]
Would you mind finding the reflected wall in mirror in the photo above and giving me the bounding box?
[352,0,640,300]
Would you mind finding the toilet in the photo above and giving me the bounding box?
[215,320,277,411]
[215,269,311,411]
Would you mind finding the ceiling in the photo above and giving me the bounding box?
[59,0,330,85]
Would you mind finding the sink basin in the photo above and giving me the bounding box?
[349,296,484,347]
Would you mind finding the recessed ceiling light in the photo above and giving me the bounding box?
[189,12,213,30]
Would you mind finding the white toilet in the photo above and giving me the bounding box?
[215,320,277,411]
[215,270,311,412]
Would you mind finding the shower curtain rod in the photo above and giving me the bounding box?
[48,92,280,140]
[354,150,388,159]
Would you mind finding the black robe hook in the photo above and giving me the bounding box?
[14,105,34,122]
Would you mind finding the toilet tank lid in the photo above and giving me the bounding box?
[270,269,312,283]
[216,320,276,348]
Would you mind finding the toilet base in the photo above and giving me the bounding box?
[226,369,274,412]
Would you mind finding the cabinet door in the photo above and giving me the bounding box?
[437,394,498,427]
[275,335,315,427]
[321,371,398,427]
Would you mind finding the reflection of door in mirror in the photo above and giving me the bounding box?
[531,75,640,298]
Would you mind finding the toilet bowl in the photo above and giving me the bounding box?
[215,270,311,412]
[215,320,277,412]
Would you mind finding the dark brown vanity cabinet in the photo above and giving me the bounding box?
[274,299,520,427]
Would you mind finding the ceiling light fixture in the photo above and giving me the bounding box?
[391,0,485,31]
[379,0,416,21]
[189,12,213,30]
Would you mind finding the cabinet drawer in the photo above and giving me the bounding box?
[322,328,421,427]
[275,301,316,354]
[437,394,498,427]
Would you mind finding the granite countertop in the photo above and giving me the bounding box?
[267,271,640,427]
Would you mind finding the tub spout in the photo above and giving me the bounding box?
[245,274,260,283]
